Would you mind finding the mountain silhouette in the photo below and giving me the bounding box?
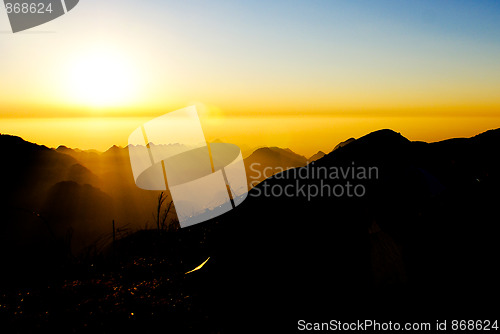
[42,181,114,250]
[0,136,159,256]
[244,146,308,186]
[67,163,101,187]
[1,129,499,330]
[308,150,326,161]
[195,128,500,331]
[332,136,355,151]
[1,134,84,209]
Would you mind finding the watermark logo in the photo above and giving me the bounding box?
[128,106,248,228]
[248,162,379,201]
[3,0,79,33]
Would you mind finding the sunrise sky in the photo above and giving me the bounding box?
[1,0,500,156]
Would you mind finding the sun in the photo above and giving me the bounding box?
[66,49,139,108]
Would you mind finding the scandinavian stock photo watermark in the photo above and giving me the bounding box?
[128,106,248,228]
[248,162,379,201]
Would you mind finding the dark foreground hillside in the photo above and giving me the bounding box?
[207,128,500,331]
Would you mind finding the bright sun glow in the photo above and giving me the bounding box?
[66,49,139,108]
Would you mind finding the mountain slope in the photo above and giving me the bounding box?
[244,146,308,186]
[203,128,500,329]
[308,150,325,161]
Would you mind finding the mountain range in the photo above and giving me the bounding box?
[0,134,328,255]
[197,128,500,329]
[1,128,498,326]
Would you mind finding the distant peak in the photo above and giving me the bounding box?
[248,146,308,163]
[268,147,296,154]
[309,151,326,162]
[254,147,273,153]
[333,138,356,152]
[104,145,123,154]
[211,138,224,143]
[56,145,74,152]
[359,129,410,144]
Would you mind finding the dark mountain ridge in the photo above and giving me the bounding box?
[198,128,500,330]
[244,146,308,185]
[308,150,326,161]
[1,129,499,330]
